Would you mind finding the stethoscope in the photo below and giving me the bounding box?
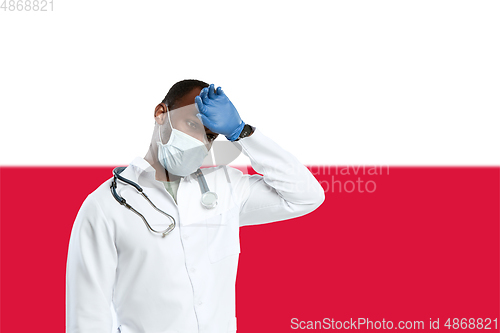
[110,166,218,237]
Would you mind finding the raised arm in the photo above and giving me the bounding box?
[195,84,324,226]
[229,128,324,226]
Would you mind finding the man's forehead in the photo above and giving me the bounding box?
[170,102,198,115]
[169,102,216,135]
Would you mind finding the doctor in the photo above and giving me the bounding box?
[66,79,325,333]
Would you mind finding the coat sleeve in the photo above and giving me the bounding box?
[66,194,117,333]
[230,128,325,227]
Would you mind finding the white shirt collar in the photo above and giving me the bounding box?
[127,156,195,184]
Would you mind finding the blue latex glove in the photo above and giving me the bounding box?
[195,84,245,141]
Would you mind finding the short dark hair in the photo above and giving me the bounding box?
[162,79,209,108]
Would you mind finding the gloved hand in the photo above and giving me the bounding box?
[195,84,245,141]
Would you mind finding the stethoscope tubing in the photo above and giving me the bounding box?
[111,167,176,237]
[110,166,217,237]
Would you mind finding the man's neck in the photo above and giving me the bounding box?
[144,151,181,183]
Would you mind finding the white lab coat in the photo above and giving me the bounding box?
[66,128,324,333]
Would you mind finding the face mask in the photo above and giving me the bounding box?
[157,108,209,177]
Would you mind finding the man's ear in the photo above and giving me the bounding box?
[154,103,168,125]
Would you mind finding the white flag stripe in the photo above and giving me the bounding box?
[0,1,498,165]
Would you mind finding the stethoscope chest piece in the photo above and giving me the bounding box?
[195,168,218,209]
[201,191,218,209]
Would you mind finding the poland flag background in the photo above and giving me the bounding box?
[1,1,499,332]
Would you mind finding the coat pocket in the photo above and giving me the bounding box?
[206,206,240,263]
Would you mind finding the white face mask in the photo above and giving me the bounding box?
[157,108,209,177]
